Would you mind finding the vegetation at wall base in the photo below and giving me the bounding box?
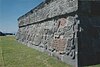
[0,36,69,67]
[0,36,100,67]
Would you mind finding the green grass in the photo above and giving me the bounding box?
[0,36,70,67]
[0,36,100,67]
[85,64,100,67]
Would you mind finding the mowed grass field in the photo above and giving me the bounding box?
[0,36,100,67]
[0,36,70,67]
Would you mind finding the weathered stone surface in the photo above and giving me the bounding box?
[18,0,78,26]
[16,0,100,67]
[17,14,79,66]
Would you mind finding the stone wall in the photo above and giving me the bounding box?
[16,0,79,66]
[16,0,100,67]
[18,0,78,27]
[17,15,79,66]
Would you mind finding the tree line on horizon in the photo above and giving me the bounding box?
[0,31,15,36]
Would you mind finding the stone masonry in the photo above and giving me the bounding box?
[16,0,100,67]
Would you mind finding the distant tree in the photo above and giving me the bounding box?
[0,31,5,36]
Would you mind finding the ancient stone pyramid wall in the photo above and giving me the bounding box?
[16,0,79,66]
[16,0,100,66]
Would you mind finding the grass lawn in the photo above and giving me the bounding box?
[0,36,70,67]
[0,36,100,67]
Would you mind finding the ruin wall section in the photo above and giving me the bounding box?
[16,0,79,66]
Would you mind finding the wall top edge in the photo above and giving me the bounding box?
[18,0,78,26]
[18,0,54,21]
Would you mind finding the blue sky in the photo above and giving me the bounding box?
[0,0,43,33]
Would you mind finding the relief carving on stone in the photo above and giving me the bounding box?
[64,16,78,60]
[51,18,67,53]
